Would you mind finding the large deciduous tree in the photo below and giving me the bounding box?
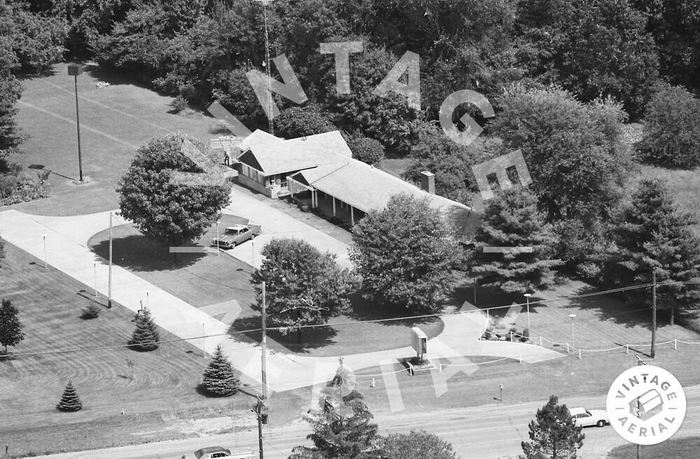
[345,133,385,166]
[522,395,584,459]
[322,46,422,156]
[0,74,23,172]
[631,0,700,92]
[491,85,631,224]
[603,179,700,323]
[637,84,700,169]
[117,133,231,248]
[517,0,659,119]
[274,105,336,139]
[350,193,461,313]
[253,238,353,343]
[379,430,457,459]
[471,187,562,294]
[406,125,496,207]
[0,298,24,354]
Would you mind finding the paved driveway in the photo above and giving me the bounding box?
[223,185,351,269]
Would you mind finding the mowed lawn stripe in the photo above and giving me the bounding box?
[18,99,138,149]
[0,241,256,434]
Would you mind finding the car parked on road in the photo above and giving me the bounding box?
[569,407,609,427]
[194,446,231,458]
[211,224,260,249]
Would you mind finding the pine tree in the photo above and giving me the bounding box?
[605,179,700,321]
[522,395,584,459]
[128,308,159,351]
[56,381,83,412]
[471,187,562,294]
[200,345,239,397]
[0,298,24,354]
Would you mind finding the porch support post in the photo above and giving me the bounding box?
[351,206,355,226]
[332,196,336,216]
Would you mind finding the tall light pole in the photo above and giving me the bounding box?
[108,211,113,308]
[93,262,97,297]
[569,313,576,349]
[216,220,220,256]
[651,269,657,358]
[67,63,84,183]
[42,234,47,269]
[524,293,532,336]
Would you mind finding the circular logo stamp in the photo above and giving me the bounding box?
[606,365,686,445]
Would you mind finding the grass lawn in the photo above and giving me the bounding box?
[0,241,303,457]
[7,63,216,216]
[335,337,700,417]
[86,222,444,358]
[607,436,700,458]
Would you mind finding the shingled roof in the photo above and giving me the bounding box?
[239,130,480,236]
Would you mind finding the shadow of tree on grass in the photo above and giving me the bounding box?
[90,234,205,272]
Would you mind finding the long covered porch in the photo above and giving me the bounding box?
[288,177,365,227]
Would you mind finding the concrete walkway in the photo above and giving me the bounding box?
[223,185,351,269]
[0,209,563,394]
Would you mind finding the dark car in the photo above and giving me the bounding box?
[194,446,231,459]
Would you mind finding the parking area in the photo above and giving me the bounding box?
[222,184,351,269]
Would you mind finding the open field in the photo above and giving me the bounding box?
[9,63,216,216]
[0,242,303,457]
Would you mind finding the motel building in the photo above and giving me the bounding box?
[229,129,479,234]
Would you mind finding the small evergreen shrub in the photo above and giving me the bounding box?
[170,95,188,113]
[56,381,82,412]
[80,303,100,319]
[129,308,159,351]
[520,328,530,342]
[200,345,240,397]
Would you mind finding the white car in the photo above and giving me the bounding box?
[569,407,609,427]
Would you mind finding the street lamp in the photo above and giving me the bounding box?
[67,63,84,183]
[569,313,576,349]
[216,220,220,256]
[42,234,47,269]
[524,293,532,337]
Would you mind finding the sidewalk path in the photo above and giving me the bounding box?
[0,209,563,394]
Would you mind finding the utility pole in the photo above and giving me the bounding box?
[651,270,657,358]
[635,355,646,459]
[108,211,113,308]
[252,396,267,459]
[261,281,267,400]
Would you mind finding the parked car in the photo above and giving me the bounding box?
[192,447,255,459]
[212,224,261,249]
[568,407,609,427]
[194,446,231,459]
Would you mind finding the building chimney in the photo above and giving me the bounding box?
[420,171,435,194]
